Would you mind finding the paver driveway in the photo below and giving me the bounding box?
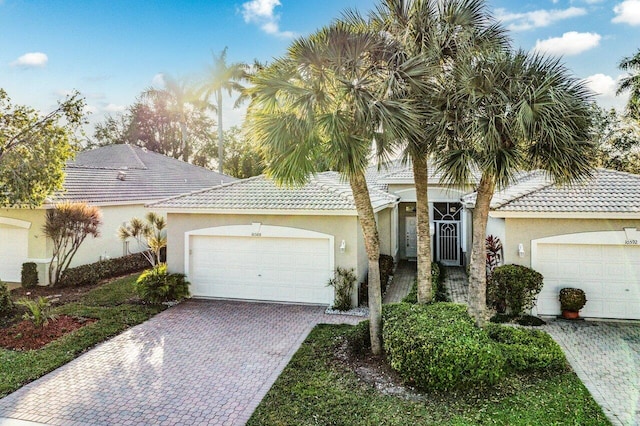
[0,300,361,426]
[544,320,640,426]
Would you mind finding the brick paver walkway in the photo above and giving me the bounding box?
[442,267,468,304]
[383,261,416,304]
[542,320,640,426]
[0,300,360,426]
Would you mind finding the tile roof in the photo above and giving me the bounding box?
[49,145,236,205]
[463,169,640,213]
[373,159,480,185]
[148,171,399,212]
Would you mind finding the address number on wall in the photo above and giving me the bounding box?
[625,240,638,245]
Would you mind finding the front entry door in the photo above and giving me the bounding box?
[405,216,417,258]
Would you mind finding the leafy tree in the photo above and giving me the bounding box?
[246,23,423,354]
[617,48,640,120]
[0,89,85,206]
[118,212,167,266]
[198,47,248,173]
[43,202,102,286]
[592,105,640,174]
[435,50,594,326]
[192,126,264,178]
[369,0,508,304]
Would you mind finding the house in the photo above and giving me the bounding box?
[0,144,235,284]
[151,162,640,320]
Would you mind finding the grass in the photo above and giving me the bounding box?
[0,275,165,397]
[248,324,610,426]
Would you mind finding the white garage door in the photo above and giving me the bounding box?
[0,225,29,283]
[189,235,334,305]
[535,243,640,319]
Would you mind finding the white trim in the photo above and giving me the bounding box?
[490,211,640,219]
[0,217,31,229]
[391,187,468,203]
[184,224,335,292]
[26,258,53,263]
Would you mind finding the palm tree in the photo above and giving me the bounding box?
[143,74,203,162]
[199,47,248,173]
[434,50,594,326]
[366,0,508,303]
[618,49,640,120]
[246,23,424,354]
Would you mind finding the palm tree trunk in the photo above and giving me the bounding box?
[412,154,432,303]
[468,174,495,327]
[217,89,224,173]
[349,170,383,355]
[180,120,188,162]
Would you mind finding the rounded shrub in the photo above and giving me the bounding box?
[488,264,544,315]
[485,323,566,372]
[21,262,38,288]
[382,303,505,391]
[559,288,587,312]
[136,264,190,303]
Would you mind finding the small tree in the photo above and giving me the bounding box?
[43,202,102,286]
[118,212,167,266]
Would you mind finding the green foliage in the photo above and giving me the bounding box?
[379,254,395,294]
[43,202,102,286]
[618,48,640,120]
[118,212,167,266]
[328,267,356,311]
[591,105,640,174]
[58,253,149,287]
[247,323,608,426]
[193,126,264,178]
[0,89,86,207]
[402,262,447,304]
[135,264,190,304]
[0,275,165,398]
[21,262,38,288]
[487,264,544,315]
[383,303,505,391]
[15,297,58,328]
[0,281,13,317]
[559,288,587,312]
[486,324,567,373]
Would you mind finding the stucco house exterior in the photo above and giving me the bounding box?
[151,162,640,320]
[0,144,235,284]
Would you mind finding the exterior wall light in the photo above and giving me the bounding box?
[340,240,346,253]
[518,243,525,258]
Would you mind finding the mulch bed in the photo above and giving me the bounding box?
[0,315,96,351]
[11,282,106,306]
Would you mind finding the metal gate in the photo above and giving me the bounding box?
[433,202,462,266]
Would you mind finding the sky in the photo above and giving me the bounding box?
[1,0,639,138]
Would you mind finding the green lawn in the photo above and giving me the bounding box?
[248,324,610,426]
[0,275,165,397]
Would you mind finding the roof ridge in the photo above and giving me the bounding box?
[310,172,355,203]
[125,144,149,170]
[491,171,555,209]
[146,175,263,207]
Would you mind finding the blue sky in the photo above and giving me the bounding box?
[1,0,639,134]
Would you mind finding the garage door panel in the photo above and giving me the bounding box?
[536,243,640,319]
[189,234,333,305]
[0,226,29,283]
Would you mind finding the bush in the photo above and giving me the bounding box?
[559,288,587,312]
[136,264,190,303]
[383,303,505,391]
[0,281,13,317]
[402,262,447,304]
[487,264,544,315]
[486,324,566,372]
[21,262,38,288]
[57,252,149,287]
[328,267,356,311]
[15,296,58,328]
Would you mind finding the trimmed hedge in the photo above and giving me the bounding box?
[383,303,504,391]
[21,262,39,288]
[485,323,566,372]
[58,253,149,287]
[488,264,544,315]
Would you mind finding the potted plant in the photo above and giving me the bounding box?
[559,288,587,319]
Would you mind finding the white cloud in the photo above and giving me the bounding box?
[533,31,601,56]
[104,103,126,113]
[585,73,629,111]
[612,0,640,25]
[495,7,586,31]
[10,52,48,68]
[241,0,295,38]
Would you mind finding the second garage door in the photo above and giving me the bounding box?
[534,242,640,319]
[189,234,334,305]
[0,225,29,283]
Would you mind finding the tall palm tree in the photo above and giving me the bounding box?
[435,50,595,326]
[366,0,508,303]
[246,23,424,354]
[618,49,640,120]
[199,47,248,173]
[143,74,203,162]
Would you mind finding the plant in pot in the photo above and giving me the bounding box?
[559,288,587,319]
